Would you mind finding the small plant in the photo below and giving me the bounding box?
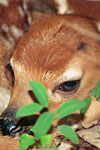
[16,81,100,150]
[89,81,100,100]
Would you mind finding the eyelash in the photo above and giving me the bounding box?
[56,80,80,94]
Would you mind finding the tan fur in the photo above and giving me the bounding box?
[8,15,100,110]
[0,42,12,113]
[1,14,100,149]
[0,135,19,150]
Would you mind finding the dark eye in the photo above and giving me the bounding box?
[59,80,80,93]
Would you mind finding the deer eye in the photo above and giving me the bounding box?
[58,80,80,93]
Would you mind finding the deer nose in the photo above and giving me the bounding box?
[0,118,18,136]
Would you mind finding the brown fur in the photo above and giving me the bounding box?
[68,0,100,21]
[0,0,28,114]
[1,3,100,147]
[8,15,100,110]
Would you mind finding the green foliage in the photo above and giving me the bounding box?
[30,112,54,140]
[89,81,100,100]
[19,133,34,150]
[40,134,53,146]
[56,100,86,119]
[80,97,91,118]
[29,81,49,107]
[16,103,43,117]
[17,81,100,149]
[94,81,100,99]
[58,125,79,144]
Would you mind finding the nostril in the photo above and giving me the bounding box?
[0,108,23,136]
[1,119,17,136]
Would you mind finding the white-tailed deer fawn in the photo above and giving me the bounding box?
[0,14,100,149]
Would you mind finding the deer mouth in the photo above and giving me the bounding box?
[0,116,37,137]
[0,118,29,137]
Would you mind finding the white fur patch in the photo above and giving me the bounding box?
[10,58,13,66]
[0,0,8,7]
[97,21,100,32]
[10,25,24,39]
[55,0,73,14]
[18,6,25,17]
[10,58,21,72]
[10,58,25,74]
[0,87,11,114]
[63,68,83,81]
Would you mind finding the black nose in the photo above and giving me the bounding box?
[0,106,18,136]
[0,119,17,136]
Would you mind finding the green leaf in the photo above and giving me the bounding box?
[32,112,54,140]
[58,125,79,144]
[16,103,43,118]
[40,134,53,146]
[56,100,86,119]
[29,81,49,107]
[30,126,35,133]
[19,133,34,150]
[80,97,91,118]
[94,81,100,99]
